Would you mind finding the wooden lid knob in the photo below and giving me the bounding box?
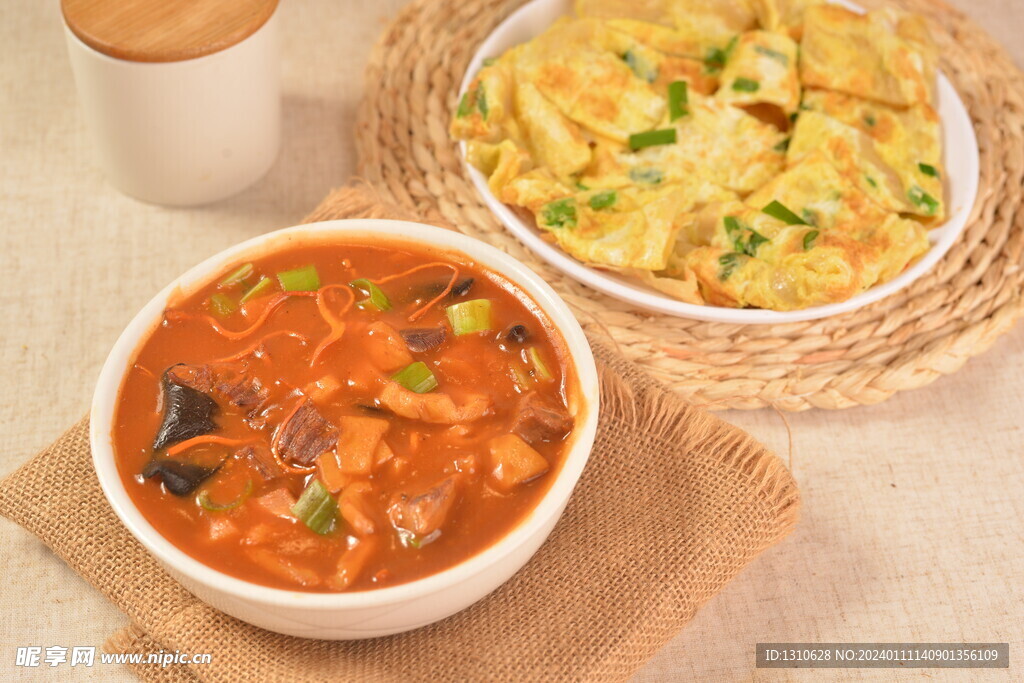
[62,0,278,63]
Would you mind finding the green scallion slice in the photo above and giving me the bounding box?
[589,190,617,210]
[219,263,253,287]
[277,265,320,292]
[723,216,742,234]
[392,361,439,394]
[668,80,689,121]
[803,230,820,251]
[477,83,489,120]
[629,128,677,150]
[718,253,740,281]
[456,91,473,118]
[239,277,274,304]
[754,44,789,65]
[208,293,236,318]
[732,77,760,93]
[744,230,769,256]
[291,480,338,535]
[628,167,663,185]
[623,49,658,83]
[918,163,939,178]
[774,137,790,153]
[482,57,496,66]
[197,479,253,512]
[703,36,737,72]
[908,185,939,216]
[762,200,807,225]
[864,113,877,127]
[350,278,392,311]
[446,299,492,336]
[528,347,553,380]
[542,198,577,228]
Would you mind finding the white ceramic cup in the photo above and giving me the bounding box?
[63,11,281,206]
[90,219,600,639]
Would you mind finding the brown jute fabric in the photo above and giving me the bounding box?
[0,188,798,682]
[355,0,1024,411]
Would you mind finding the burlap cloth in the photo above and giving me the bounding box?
[0,188,799,682]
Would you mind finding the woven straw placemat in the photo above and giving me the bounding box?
[0,188,798,683]
[355,0,1024,411]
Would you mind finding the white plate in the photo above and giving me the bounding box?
[457,0,980,324]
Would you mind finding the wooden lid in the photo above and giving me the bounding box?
[62,0,278,63]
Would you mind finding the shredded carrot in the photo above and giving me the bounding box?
[210,330,310,364]
[165,291,316,341]
[310,284,355,365]
[133,364,158,381]
[269,399,319,474]
[370,262,459,322]
[165,435,255,457]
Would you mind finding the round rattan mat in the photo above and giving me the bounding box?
[355,0,1024,410]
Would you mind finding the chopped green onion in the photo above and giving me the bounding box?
[575,181,590,191]
[291,480,338,535]
[732,78,760,93]
[589,190,617,210]
[542,198,577,228]
[456,91,473,118]
[774,137,790,153]
[219,263,253,287]
[918,163,939,178]
[668,80,689,121]
[865,175,878,188]
[762,200,807,225]
[477,83,489,120]
[723,216,742,235]
[801,208,818,226]
[803,230,820,251]
[718,253,740,281]
[629,128,677,150]
[240,277,274,304]
[276,265,320,292]
[482,57,496,66]
[446,299,492,336]
[754,44,789,65]
[703,36,737,72]
[528,347,553,380]
[208,293,236,318]
[908,185,939,215]
[628,167,663,185]
[744,230,769,256]
[392,361,438,393]
[197,479,253,512]
[350,278,392,311]
[864,113,877,127]
[623,49,658,82]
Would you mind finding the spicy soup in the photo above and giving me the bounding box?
[113,238,580,592]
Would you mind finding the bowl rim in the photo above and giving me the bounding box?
[89,218,600,609]
[456,0,981,324]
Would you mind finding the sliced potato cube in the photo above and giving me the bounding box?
[337,415,390,475]
[487,434,549,491]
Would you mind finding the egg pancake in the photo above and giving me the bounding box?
[451,1,943,311]
[800,5,937,107]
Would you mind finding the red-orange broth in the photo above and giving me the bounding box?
[113,240,580,592]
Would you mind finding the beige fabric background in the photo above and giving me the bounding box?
[1,0,1021,680]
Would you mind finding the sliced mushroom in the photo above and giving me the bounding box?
[142,459,218,496]
[400,327,446,353]
[152,369,218,450]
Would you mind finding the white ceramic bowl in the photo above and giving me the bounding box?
[457,0,980,323]
[90,219,599,639]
